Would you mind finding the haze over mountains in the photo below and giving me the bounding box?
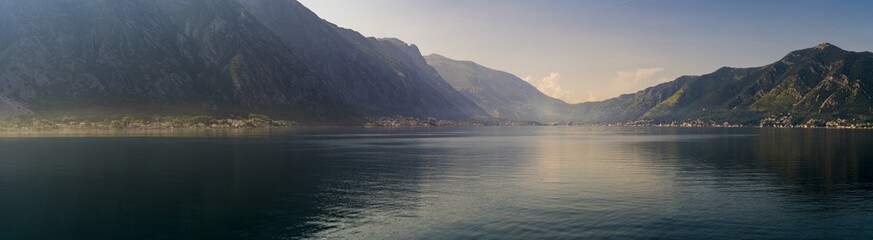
[0,0,484,123]
[569,43,873,124]
[425,54,571,123]
[0,0,871,125]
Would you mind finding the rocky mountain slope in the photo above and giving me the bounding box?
[3,1,870,126]
[425,54,571,123]
[570,43,873,124]
[0,0,485,123]
[236,0,485,120]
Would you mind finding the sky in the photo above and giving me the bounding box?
[298,0,873,103]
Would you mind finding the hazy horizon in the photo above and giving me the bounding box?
[2,2,873,239]
[299,0,873,103]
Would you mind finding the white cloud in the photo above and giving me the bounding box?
[523,68,670,103]
[524,73,583,103]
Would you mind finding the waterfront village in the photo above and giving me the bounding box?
[0,114,297,131]
[2,114,872,131]
[369,114,873,129]
[608,114,873,129]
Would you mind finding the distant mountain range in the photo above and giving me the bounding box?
[1,0,871,126]
[425,54,571,123]
[568,43,873,124]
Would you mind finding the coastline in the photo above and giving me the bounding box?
[0,115,297,132]
[3,114,872,134]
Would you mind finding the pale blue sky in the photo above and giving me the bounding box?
[298,0,873,103]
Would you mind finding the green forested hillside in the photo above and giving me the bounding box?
[570,43,873,124]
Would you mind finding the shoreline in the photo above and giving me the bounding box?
[2,124,871,134]
[2,115,872,133]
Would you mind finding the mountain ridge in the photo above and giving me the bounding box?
[424,54,572,123]
[236,0,487,120]
[568,43,873,124]
[0,0,487,124]
[1,1,871,126]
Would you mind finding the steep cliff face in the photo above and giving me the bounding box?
[425,54,572,123]
[0,0,201,115]
[0,0,485,123]
[0,0,349,121]
[235,0,486,120]
[372,39,487,119]
[570,43,873,123]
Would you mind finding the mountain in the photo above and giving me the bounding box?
[235,0,486,120]
[0,0,485,123]
[425,54,571,123]
[0,0,342,121]
[4,0,869,126]
[570,43,873,124]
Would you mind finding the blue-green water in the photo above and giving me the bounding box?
[0,127,871,239]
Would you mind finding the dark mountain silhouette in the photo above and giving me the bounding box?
[0,0,485,124]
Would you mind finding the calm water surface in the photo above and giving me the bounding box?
[0,127,871,239]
